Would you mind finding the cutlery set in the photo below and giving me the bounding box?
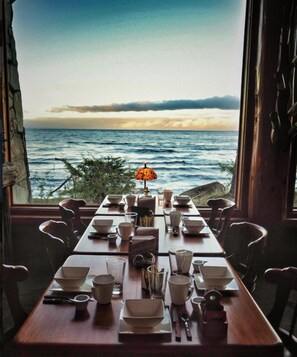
[172,307,192,341]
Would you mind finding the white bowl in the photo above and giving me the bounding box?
[54,266,90,289]
[200,265,233,288]
[184,218,204,233]
[92,218,113,233]
[122,299,164,328]
[107,194,123,205]
[175,195,191,205]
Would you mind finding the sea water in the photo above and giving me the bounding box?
[25,128,238,197]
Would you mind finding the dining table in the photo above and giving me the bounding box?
[95,194,200,216]
[14,254,283,357]
[73,215,225,257]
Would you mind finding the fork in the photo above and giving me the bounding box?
[180,313,192,341]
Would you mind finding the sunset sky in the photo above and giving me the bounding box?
[12,0,246,130]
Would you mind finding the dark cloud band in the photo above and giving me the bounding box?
[50,95,239,113]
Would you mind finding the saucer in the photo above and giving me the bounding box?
[182,226,210,236]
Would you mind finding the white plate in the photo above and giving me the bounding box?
[50,275,95,293]
[118,307,172,334]
[194,272,239,291]
[182,226,210,236]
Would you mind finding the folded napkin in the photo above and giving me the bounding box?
[136,227,159,249]
[137,196,156,213]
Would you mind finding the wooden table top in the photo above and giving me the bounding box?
[14,255,283,357]
[74,215,225,257]
[95,195,200,216]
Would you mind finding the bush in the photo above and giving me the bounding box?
[56,156,136,204]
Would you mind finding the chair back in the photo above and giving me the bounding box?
[224,221,268,292]
[264,267,297,356]
[39,220,70,274]
[2,264,28,339]
[207,198,235,243]
[59,198,86,240]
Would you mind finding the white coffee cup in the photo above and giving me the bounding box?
[175,249,193,274]
[168,275,194,305]
[117,222,132,240]
[125,194,136,208]
[92,274,115,304]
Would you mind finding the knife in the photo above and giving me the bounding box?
[172,307,181,342]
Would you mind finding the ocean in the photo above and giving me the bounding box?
[25,129,238,197]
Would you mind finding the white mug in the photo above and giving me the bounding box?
[168,275,194,305]
[92,274,115,304]
[117,222,132,240]
[175,249,193,274]
[125,194,136,208]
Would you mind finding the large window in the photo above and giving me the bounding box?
[11,0,246,205]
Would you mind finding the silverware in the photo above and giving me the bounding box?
[172,307,181,342]
[180,313,192,341]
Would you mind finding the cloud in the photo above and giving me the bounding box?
[50,95,240,113]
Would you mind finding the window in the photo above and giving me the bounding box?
[10,0,246,205]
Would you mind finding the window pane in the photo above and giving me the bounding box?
[12,0,246,205]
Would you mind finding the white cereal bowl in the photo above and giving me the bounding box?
[107,194,123,205]
[92,218,113,233]
[175,195,191,205]
[54,266,90,289]
[122,299,164,328]
[184,218,205,234]
[200,266,233,288]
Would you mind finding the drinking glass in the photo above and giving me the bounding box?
[124,212,138,234]
[147,265,169,300]
[106,257,127,295]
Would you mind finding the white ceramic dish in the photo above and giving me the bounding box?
[174,195,191,205]
[183,218,205,234]
[50,275,95,292]
[54,267,90,289]
[182,226,209,236]
[107,194,123,205]
[119,307,172,334]
[194,272,238,291]
[122,299,164,328]
[92,218,113,233]
[200,265,233,287]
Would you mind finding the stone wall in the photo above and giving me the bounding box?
[4,0,31,203]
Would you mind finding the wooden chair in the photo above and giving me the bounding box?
[264,267,297,357]
[224,221,268,293]
[59,198,86,241]
[39,220,70,274]
[2,264,28,340]
[207,198,236,244]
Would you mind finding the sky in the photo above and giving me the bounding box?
[12,0,246,130]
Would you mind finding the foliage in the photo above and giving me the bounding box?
[56,156,136,204]
[217,159,236,193]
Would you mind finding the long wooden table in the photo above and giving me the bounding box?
[95,195,200,216]
[74,215,225,256]
[14,255,283,357]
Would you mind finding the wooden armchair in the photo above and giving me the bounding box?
[207,198,235,244]
[264,267,297,356]
[59,198,86,240]
[2,264,28,340]
[224,221,268,293]
[39,220,70,274]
